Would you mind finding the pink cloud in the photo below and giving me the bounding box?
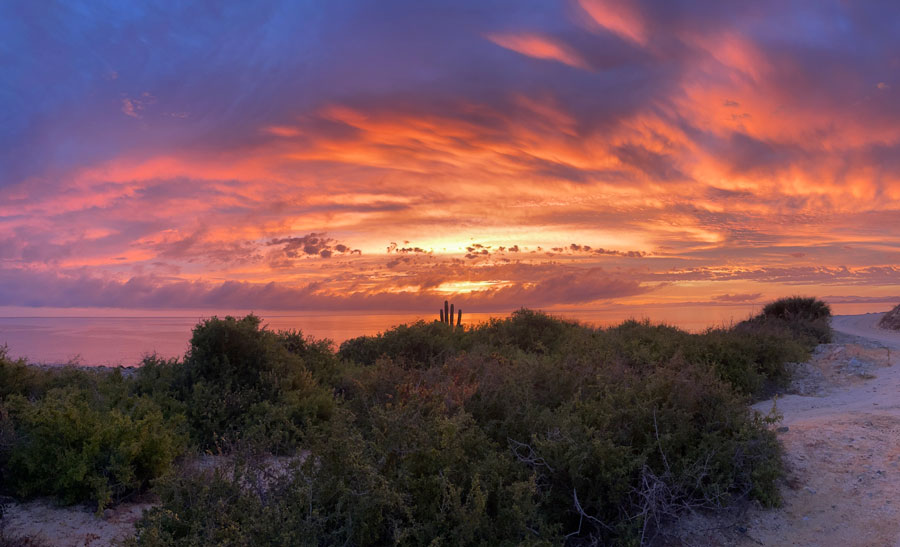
[0,267,648,311]
[486,32,592,70]
[577,0,648,45]
[712,293,762,303]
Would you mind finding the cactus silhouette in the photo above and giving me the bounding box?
[438,300,463,327]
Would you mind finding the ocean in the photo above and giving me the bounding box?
[0,302,892,366]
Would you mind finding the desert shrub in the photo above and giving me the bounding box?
[0,347,38,400]
[132,462,285,546]
[315,305,803,543]
[597,320,688,367]
[550,362,780,539]
[0,347,109,401]
[761,296,831,322]
[130,355,187,422]
[181,315,282,390]
[338,320,472,367]
[135,404,547,546]
[583,320,806,397]
[327,347,785,545]
[3,387,184,511]
[276,330,343,386]
[0,351,187,510]
[133,431,408,546]
[132,355,180,396]
[337,310,585,368]
[0,402,13,467]
[470,309,584,356]
[879,303,900,330]
[743,296,832,345]
[461,350,782,544]
[177,315,334,451]
[361,391,545,543]
[684,327,808,396]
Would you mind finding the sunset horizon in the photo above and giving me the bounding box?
[2,1,899,315]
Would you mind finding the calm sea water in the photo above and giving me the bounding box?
[0,303,892,366]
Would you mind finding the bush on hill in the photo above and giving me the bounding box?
[761,296,831,321]
[743,296,832,345]
[878,303,900,330]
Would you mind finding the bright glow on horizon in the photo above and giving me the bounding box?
[0,1,898,313]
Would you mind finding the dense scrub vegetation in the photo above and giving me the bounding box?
[0,297,832,545]
[0,351,186,511]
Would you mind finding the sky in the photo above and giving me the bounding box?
[1,0,899,314]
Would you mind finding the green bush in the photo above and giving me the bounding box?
[338,320,472,367]
[459,349,782,543]
[277,330,343,386]
[761,296,831,321]
[579,320,807,396]
[3,387,184,511]
[0,349,187,511]
[533,361,781,538]
[0,347,38,399]
[0,346,111,401]
[685,327,807,395]
[178,315,334,451]
[336,308,810,396]
[745,296,832,345]
[135,406,547,546]
[130,355,188,423]
[471,308,584,355]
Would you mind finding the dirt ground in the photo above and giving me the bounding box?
[666,312,900,547]
[4,313,900,546]
[1,497,153,547]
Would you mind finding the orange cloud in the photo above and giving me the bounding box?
[577,0,647,45]
[486,32,591,70]
[5,28,900,312]
[263,125,303,137]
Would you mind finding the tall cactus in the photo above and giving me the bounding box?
[438,300,463,328]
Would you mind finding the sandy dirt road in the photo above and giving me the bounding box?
[673,313,900,547]
[742,313,900,547]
